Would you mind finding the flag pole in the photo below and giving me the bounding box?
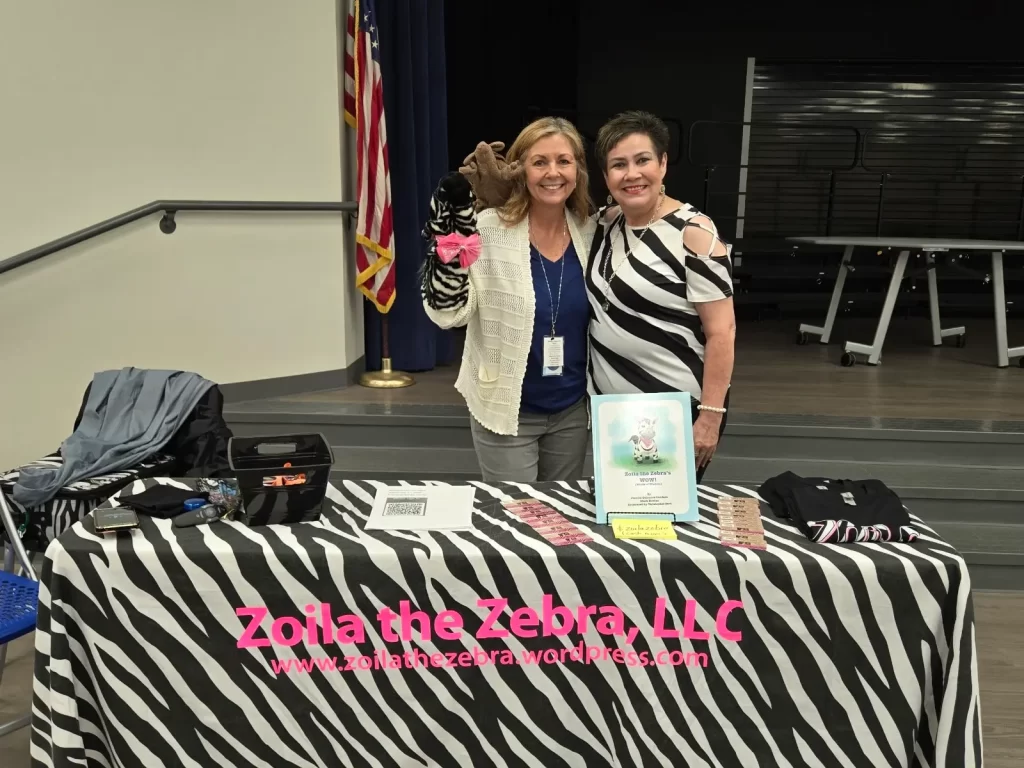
[359,312,413,388]
[342,0,412,389]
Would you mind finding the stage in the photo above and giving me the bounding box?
[281,318,1024,422]
[225,317,1024,590]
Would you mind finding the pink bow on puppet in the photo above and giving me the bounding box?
[435,232,481,269]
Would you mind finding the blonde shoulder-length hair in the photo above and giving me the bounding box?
[497,117,594,227]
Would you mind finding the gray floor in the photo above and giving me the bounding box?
[3,592,1021,766]
[227,317,1024,422]
[0,633,33,766]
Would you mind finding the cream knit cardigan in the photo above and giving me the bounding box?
[423,207,596,436]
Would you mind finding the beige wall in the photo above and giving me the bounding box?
[0,0,363,469]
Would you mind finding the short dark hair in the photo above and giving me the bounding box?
[595,111,670,171]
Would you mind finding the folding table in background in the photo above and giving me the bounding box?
[787,236,1024,368]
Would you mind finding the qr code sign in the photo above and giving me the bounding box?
[383,498,427,516]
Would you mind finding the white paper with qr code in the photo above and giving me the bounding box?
[366,486,476,531]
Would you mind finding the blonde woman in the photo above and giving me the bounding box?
[461,111,736,483]
[421,117,596,483]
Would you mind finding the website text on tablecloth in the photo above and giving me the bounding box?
[269,645,717,674]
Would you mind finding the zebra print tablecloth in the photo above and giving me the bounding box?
[30,478,981,768]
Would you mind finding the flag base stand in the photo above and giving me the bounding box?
[359,357,414,389]
[359,299,412,388]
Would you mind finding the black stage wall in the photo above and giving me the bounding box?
[441,0,1024,321]
[446,0,1024,235]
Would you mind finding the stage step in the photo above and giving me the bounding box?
[226,404,1024,462]
[225,400,1024,590]
[313,445,1021,491]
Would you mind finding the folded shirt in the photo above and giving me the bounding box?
[116,485,208,519]
[758,471,919,544]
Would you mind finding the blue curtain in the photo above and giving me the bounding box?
[362,0,455,373]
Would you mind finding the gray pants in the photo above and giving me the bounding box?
[470,398,589,483]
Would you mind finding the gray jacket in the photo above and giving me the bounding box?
[13,368,214,506]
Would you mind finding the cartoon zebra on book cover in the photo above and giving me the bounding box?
[628,416,659,463]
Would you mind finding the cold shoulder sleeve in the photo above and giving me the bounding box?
[681,213,733,303]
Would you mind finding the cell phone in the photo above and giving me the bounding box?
[94,506,140,533]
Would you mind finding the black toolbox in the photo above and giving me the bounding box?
[227,433,334,525]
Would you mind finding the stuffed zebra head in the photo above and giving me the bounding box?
[422,172,477,240]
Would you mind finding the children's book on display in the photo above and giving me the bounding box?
[590,392,698,525]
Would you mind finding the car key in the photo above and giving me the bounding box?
[172,504,223,528]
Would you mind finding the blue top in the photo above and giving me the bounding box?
[520,242,589,414]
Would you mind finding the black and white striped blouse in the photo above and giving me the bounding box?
[584,203,733,399]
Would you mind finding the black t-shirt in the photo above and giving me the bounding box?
[116,485,207,519]
[759,472,919,544]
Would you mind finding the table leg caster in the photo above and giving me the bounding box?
[796,331,809,345]
[956,333,967,348]
[841,352,857,367]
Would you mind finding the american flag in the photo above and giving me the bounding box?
[344,0,395,313]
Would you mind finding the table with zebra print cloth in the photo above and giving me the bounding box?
[29,477,981,768]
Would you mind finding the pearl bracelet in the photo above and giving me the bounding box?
[697,404,727,414]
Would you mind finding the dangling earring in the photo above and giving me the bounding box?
[660,184,666,195]
[607,194,613,205]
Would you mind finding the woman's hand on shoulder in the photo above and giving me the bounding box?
[600,204,621,225]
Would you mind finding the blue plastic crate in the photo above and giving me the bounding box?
[0,571,38,645]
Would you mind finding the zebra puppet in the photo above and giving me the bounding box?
[420,173,479,311]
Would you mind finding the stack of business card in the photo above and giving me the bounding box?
[716,496,767,550]
[502,498,593,547]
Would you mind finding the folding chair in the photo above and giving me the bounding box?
[0,486,38,738]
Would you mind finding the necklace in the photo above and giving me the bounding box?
[600,195,663,311]
[528,215,568,264]
[529,215,569,335]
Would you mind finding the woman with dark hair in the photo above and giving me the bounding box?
[463,111,736,481]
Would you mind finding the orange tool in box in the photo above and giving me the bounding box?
[262,462,308,487]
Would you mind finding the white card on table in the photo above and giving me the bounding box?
[366,486,476,531]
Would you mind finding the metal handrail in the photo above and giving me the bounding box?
[0,199,356,277]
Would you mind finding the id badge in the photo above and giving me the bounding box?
[542,335,564,377]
